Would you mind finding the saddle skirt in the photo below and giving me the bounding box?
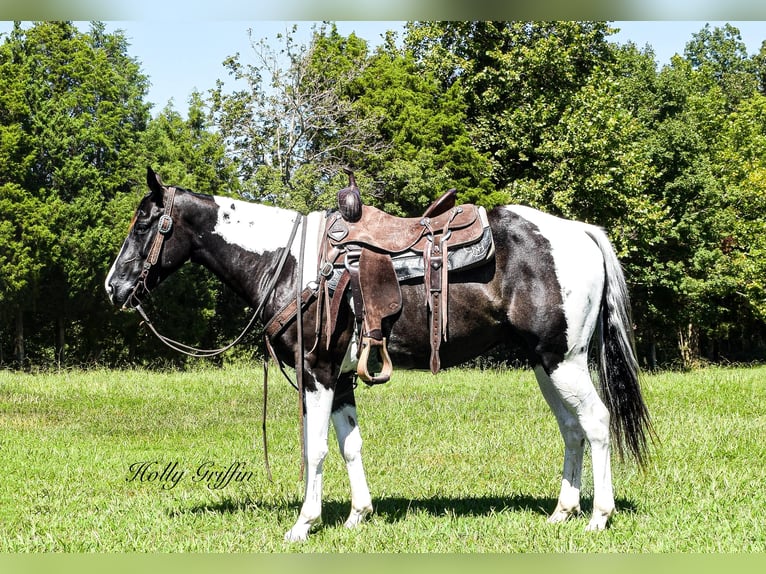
[320,202,494,384]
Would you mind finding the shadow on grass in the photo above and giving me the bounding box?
[172,493,638,527]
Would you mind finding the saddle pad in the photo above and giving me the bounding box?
[392,225,495,282]
[325,225,495,292]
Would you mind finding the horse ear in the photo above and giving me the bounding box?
[146,166,164,203]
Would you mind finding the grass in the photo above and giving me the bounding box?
[0,364,764,552]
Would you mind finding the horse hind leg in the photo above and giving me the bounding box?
[534,365,585,523]
[330,380,373,529]
[535,357,616,531]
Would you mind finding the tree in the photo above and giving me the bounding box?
[0,185,59,364]
[210,23,387,212]
[0,21,150,366]
[709,93,766,355]
[404,21,766,367]
[621,23,766,366]
[346,35,496,215]
[211,23,496,218]
[141,92,240,195]
[684,23,759,109]
[406,21,615,192]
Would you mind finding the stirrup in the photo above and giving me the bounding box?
[357,336,393,385]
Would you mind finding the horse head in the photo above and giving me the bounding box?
[105,167,192,308]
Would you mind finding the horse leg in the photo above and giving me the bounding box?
[284,381,334,542]
[534,365,585,523]
[331,373,373,529]
[537,357,615,531]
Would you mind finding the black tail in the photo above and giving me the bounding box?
[586,228,655,466]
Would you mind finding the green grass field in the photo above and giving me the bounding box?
[0,364,764,552]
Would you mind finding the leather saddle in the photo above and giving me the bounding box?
[320,171,494,384]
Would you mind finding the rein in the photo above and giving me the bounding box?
[130,188,303,359]
[126,186,312,482]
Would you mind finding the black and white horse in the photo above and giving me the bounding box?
[105,168,652,541]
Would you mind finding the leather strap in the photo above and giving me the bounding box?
[263,287,318,340]
[428,236,444,374]
[145,186,176,269]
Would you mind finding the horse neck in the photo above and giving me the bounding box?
[183,194,305,317]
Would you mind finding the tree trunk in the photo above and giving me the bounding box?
[649,336,658,371]
[14,307,25,366]
[56,315,66,368]
[678,322,700,369]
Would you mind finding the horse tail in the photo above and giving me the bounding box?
[585,226,655,466]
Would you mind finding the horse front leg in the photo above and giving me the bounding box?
[284,379,334,542]
[331,373,373,529]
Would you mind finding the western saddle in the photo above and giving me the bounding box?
[265,169,494,384]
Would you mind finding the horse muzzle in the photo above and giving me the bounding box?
[105,277,140,310]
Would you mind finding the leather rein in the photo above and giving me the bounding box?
[127,186,304,359]
[124,187,315,481]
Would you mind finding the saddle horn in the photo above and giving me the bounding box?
[337,167,362,222]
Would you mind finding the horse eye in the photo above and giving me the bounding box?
[133,220,151,234]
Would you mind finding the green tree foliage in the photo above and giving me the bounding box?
[0,21,150,365]
[210,23,495,216]
[631,26,765,366]
[347,34,496,214]
[210,23,384,212]
[2,20,766,369]
[406,21,766,367]
[711,93,766,336]
[406,21,615,192]
[140,92,240,195]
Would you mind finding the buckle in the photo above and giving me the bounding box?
[319,261,334,278]
[158,214,173,234]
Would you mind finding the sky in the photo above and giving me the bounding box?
[120,21,766,115]
[0,20,765,116]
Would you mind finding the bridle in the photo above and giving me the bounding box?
[125,186,177,310]
[125,185,304,359]
[120,183,313,481]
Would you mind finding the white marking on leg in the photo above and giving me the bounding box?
[507,205,614,530]
[284,382,334,542]
[534,365,584,523]
[331,404,373,528]
[547,358,615,531]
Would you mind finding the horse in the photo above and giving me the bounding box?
[105,167,653,541]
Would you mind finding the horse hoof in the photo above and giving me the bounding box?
[344,506,373,529]
[547,503,580,524]
[547,510,574,524]
[284,525,310,542]
[585,509,612,532]
[585,519,607,532]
